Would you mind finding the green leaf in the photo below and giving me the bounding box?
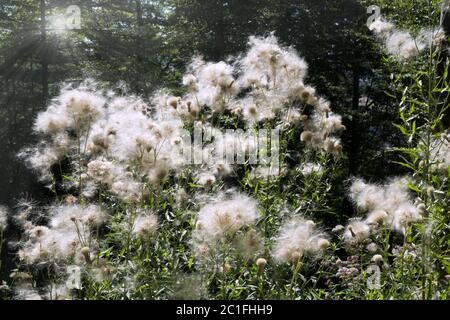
[392,161,415,171]
[393,123,409,136]
[62,175,77,183]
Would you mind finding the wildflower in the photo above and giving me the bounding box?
[272,216,328,263]
[65,195,77,205]
[319,113,345,134]
[19,146,60,181]
[369,19,394,36]
[17,204,107,264]
[87,158,114,185]
[318,239,330,250]
[344,219,370,243]
[348,177,423,234]
[81,246,91,264]
[239,229,263,258]
[193,193,259,243]
[15,35,352,297]
[132,213,158,238]
[384,178,411,210]
[391,204,421,234]
[167,96,180,109]
[426,186,435,198]
[187,58,237,112]
[187,100,200,117]
[349,178,367,200]
[332,225,345,233]
[366,242,378,253]
[110,177,142,203]
[27,226,49,240]
[256,257,267,268]
[371,254,383,265]
[300,130,313,142]
[34,107,70,133]
[386,31,418,59]
[149,165,169,184]
[175,187,189,205]
[354,184,384,211]
[417,203,427,215]
[370,17,445,60]
[182,74,197,89]
[323,137,343,157]
[256,258,267,275]
[366,210,388,225]
[63,89,105,121]
[196,172,216,189]
[337,266,359,278]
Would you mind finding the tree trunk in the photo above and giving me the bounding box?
[212,1,225,61]
[348,63,360,175]
[135,0,145,93]
[40,0,48,107]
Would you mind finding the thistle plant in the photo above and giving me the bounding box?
[0,5,448,299]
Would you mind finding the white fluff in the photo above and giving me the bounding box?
[272,217,328,263]
[369,18,445,60]
[193,193,259,243]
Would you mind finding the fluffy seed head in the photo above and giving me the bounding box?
[132,213,158,238]
[366,242,378,253]
[344,219,370,243]
[256,257,267,268]
[272,216,328,264]
[366,210,388,225]
[193,193,259,243]
[300,130,313,142]
[371,254,383,265]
